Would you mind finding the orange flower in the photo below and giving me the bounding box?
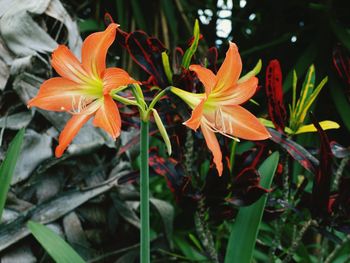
[171,42,270,176]
[28,23,138,157]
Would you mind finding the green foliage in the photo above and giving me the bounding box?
[289,65,328,132]
[181,19,200,69]
[225,152,280,263]
[0,128,25,220]
[27,221,85,263]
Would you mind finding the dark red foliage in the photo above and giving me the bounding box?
[310,114,333,218]
[226,168,270,206]
[174,47,184,72]
[206,47,219,73]
[149,148,192,202]
[333,45,350,87]
[116,28,169,88]
[265,60,287,132]
[186,33,203,46]
[268,128,319,174]
[325,177,350,233]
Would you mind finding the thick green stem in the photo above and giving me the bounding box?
[140,120,150,263]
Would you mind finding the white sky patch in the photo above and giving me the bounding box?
[216,0,233,43]
[217,19,232,38]
[218,10,232,18]
[198,9,213,25]
[240,0,247,8]
[249,13,256,21]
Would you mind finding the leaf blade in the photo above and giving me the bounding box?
[0,128,25,220]
[27,221,85,263]
[224,152,280,263]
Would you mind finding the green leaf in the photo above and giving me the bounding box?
[151,109,172,155]
[224,152,280,263]
[130,0,147,30]
[295,65,316,117]
[237,59,262,84]
[295,120,340,134]
[160,0,178,42]
[78,19,103,33]
[181,19,200,69]
[0,128,25,220]
[27,221,85,263]
[161,52,173,83]
[150,198,174,246]
[116,0,126,29]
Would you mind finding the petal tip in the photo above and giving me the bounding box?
[55,146,64,158]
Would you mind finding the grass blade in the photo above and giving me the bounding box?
[27,221,85,263]
[0,128,25,220]
[224,152,280,263]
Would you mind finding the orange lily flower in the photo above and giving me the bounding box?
[171,42,270,176]
[28,23,138,157]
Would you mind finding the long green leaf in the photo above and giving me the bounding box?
[181,19,200,69]
[224,152,280,263]
[130,0,147,30]
[0,128,25,220]
[27,221,85,263]
[160,0,178,42]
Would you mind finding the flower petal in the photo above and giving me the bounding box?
[82,23,118,79]
[93,95,121,139]
[102,67,138,94]
[51,45,89,83]
[213,76,258,105]
[184,99,206,131]
[28,77,87,112]
[207,105,271,140]
[55,113,92,157]
[215,42,242,94]
[201,124,223,176]
[189,65,216,96]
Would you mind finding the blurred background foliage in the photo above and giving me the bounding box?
[76,0,350,145]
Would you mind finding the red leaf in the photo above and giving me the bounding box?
[333,45,350,87]
[310,114,333,217]
[265,60,287,132]
[269,128,318,174]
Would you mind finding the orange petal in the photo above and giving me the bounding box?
[189,65,216,96]
[201,124,223,176]
[93,95,121,139]
[82,23,118,79]
[102,67,139,94]
[183,99,206,131]
[28,77,86,112]
[207,105,271,140]
[213,76,258,105]
[215,42,242,94]
[51,45,89,83]
[55,113,92,157]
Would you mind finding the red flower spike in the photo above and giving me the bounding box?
[265,59,287,132]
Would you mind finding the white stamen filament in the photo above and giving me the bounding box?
[202,110,240,142]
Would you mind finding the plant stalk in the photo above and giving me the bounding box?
[140,120,150,263]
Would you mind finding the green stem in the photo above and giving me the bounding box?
[140,120,150,263]
[110,94,138,106]
[146,87,170,118]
